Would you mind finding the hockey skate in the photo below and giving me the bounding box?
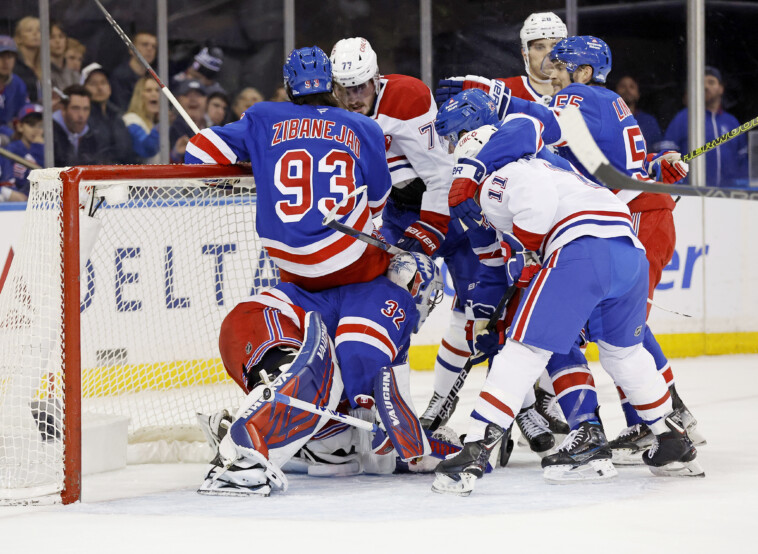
[535,387,570,437]
[515,404,555,457]
[671,406,707,446]
[431,423,504,496]
[541,421,618,483]
[643,415,705,478]
[609,423,655,465]
[419,391,459,430]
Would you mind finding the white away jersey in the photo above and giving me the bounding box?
[373,74,453,226]
[478,156,643,260]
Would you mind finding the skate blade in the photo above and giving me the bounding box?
[648,459,705,478]
[431,472,477,496]
[543,458,618,483]
[197,479,272,497]
[611,448,646,466]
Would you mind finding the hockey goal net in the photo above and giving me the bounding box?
[0,164,276,505]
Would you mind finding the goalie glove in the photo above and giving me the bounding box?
[500,233,542,289]
[646,151,689,184]
[435,75,511,119]
[449,157,487,229]
[396,220,445,256]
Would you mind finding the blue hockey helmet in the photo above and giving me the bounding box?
[549,36,612,84]
[434,89,500,147]
[283,46,333,96]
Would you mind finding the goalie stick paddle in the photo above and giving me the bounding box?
[427,283,518,433]
[262,387,381,433]
[558,105,758,202]
[322,185,406,255]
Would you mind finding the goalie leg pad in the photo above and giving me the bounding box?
[231,311,344,469]
[374,363,430,461]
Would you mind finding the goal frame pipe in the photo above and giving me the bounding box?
[55,163,250,503]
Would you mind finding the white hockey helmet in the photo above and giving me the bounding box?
[386,252,443,333]
[520,12,568,54]
[330,37,380,88]
[453,124,498,160]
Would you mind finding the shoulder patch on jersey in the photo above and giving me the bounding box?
[377,75,433,121]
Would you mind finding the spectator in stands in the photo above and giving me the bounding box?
[662,66,748,187]
[206,91,230,126]
[64,38,85,74]
[269,85,288,102]
[123,76,160,163]
[1,36,29,147]
[615,75,662,150]
[81,63,135,164]
[110,31,157,110]
[169,79,208,162]
[52,85,100,166]
[172,46,226,96]
[50,22,79,90]
[231,86,263,119]
[13,16,41,102]
[0,103,44,200]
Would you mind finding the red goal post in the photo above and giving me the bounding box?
[0,164,272,505]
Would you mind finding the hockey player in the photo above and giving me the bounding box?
[432,121,704,496]
[433,12,571,440]
[199,250,444,495]
[329,38,551,455]
[185,46,392,292]
[436,12,567,108]
[446,36,702,472]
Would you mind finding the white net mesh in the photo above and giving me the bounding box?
[0,166,273,503]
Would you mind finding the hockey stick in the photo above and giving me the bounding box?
[262,387,381,433]
[91,0,201,134]
[0,146,41,170]
[426,283,518,433]
[559,105,758,201]
[322,185,406,255]
[682,115,758,163]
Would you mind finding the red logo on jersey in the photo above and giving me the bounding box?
[384,134,392,151]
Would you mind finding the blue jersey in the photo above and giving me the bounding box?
[0,140,43,196]
[0,75,29,139]
[185,101,392,283]
[482,85,651,203]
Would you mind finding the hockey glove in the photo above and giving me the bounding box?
[464,299,505,364]
[396,220,445,256]
[646,151,689,184]
[435,75,512,119]
[501,233,542,289]
[449,157,487,229]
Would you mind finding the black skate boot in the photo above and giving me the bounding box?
[419,391,459,430]
[515,404,555,456]
[643,414,705,477]
[431,423,504,496]
[668,385,706,446]
[541,420,617,482]
[535,386,570,437]
[609,423,654,466]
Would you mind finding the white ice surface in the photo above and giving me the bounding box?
[1,354,755,553]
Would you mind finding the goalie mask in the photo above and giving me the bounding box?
[386,252,443,333]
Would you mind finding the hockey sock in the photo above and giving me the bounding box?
[433,312,470,396]
[549,364,598,429]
